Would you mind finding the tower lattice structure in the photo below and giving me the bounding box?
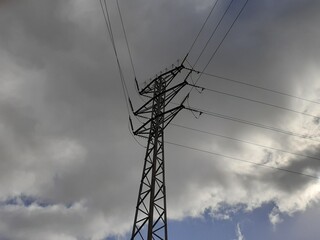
[130,59,190,240]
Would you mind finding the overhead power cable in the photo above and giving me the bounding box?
[192,0,234,69]
[99,0,131,116]
[195,71,320,106]
[116,0,137,79]
[99,0,146,146]
[128,121,146,148]
[171,123,320,162]
[187,0,220,56]
[184,106,320,143]
[190,0,249,94]
[166,141,320,180]
[115,0,146,104]
[187,82,320,120]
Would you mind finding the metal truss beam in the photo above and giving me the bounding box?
[130,61,190,240]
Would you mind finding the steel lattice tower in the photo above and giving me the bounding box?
[130,59,190,240]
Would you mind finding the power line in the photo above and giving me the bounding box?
[187,82,320,120]
[99,0,131,116]
[192,0,234,69]
[199,0,249,76]
[171,123,320,162]
[99,0,145,147]
[184,106,320,143]
[128,121,147,148]
[190,0,249,94]
[116,0,137,79]
[99,0,112,37]
[100,0,145,149]
[197,71,320,106]
[115,0,146,105]
[103,0,130,98]
[166,141,320,180]
[187,0,220,55]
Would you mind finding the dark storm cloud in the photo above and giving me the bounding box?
[240,145,320,194]
[0,1,75,69]
[0,0,320,239]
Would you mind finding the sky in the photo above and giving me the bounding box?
[0,0,320,239]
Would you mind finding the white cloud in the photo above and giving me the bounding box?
[269,207,283,229]
[0,0,320,239]
[236,223,245,240]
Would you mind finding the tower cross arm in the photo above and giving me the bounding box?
[134,80,188,116]
[133,104,184,136]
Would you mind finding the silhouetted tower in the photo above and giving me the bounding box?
[130,58,190,240]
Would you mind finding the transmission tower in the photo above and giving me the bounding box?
[129,58,191,240]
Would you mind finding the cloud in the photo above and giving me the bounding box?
[236,223,245,240]
[0,0,320,239]
[269,207,283,229]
